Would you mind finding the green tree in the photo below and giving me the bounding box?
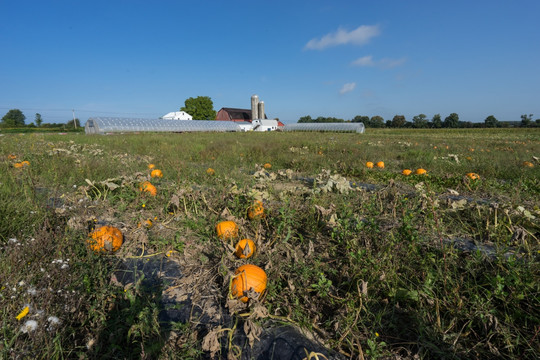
[35,113,43,127]
[180,96,216,120]
[1,109,26,127]
[67,118,80,128]
[391,115,407,128]
[443,113,459,128]
[352,115,369,123]
[520,114,533,127]
[484,115,499,128]
[369,115,385,128]
[298,115,312,123]
[431,114,442,128]
[412,114,428,128]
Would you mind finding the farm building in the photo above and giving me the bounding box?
[161,111,193,120]
[215,108,261,122]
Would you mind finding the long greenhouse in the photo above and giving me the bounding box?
[283,122,365,133]
[85,117,242,134]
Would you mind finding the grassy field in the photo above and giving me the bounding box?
[1,128,539,359]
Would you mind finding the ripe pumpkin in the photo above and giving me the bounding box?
[13,162,24,168]
[88,225,123,253]
[415,168,427,175]
[235,239,256,259]
[21,160,30,166]
[523,161,534,168]
[365,161,374,169]
[216,221,239,240]
[148,164,155,169]
[231,264,267,303]
[206,168,215,175]
[402,169,412,176]
[150,169,163,178]
[247,200,265,220]
[139,181,157,196]
[376,161,385,169]
[263,163,272,169]
[466,172,480,180]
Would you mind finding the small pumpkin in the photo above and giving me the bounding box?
[523,161,534,168]
[263,163,272,169]
[402,169,412,176]
[216,221,239,240]
[235,239,256,259]
[150,169,163,178]
[13,162,24,168]
[139,181,157,196]
[415,168,427,175]
[365,161,374,169]
[247,200,265,220]
[21,160,30,167]
[231,264,267,303]
[8,154,17,160]
[206,168,215,175]
[148,164,155,169]
[466,172,480,180]
[376,161,385,169]
[88,225,123,253]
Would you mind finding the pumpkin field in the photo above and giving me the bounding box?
[1,128,539,359]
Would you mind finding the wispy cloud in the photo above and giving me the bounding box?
[351,55,406,68]
[351,55,375,67]
[340,82,356,94]
[305,25,380,50]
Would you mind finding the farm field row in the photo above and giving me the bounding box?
[1,128,539,359]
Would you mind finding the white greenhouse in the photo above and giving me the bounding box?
[85,117,241,134]
[283,123,365,133]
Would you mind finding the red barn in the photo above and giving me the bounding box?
[215,107,284,126]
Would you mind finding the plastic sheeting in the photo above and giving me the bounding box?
[85,117,242,134]
[283,122,365,133]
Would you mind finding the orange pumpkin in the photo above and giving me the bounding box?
[466,172,480,180]
[216,221,239,240]
[21,160,30,167]
[8,154,17,160]
[247,200,265,220]
[88,226,123,253]
[139,181,157,196]
[206,168,215,175]
[148,164,155,169]
[13,162,24,168]
[523,161,534,168]
[235,239,256,259]
[365,161,374,169]
[402,169,412,176]
[263,163,272,169]
[376,161,385,169]
[415,168,427,175]
[231,264,267,303]
[150,169,163,178]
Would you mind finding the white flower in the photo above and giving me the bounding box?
[27,287,37,296]
[18,281,25,286]
[8,238,18,244]
[60,264,69,269]
[20,320,38,333]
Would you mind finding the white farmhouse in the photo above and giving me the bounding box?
[252,119,279,131]
[161,111,193,120]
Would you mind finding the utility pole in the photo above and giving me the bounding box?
[72,109,77,129]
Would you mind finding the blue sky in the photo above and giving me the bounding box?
[1,0,539,124]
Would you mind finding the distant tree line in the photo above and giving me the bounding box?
[0,109,81,130]
[298,113,540,128]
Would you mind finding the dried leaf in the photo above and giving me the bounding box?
[243,320,262,348]
[201,326,223,358]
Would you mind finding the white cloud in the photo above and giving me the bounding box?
[340,82,356,94]
[351,55,375,67]
[351,55,406,68]
[305,25,380,50]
